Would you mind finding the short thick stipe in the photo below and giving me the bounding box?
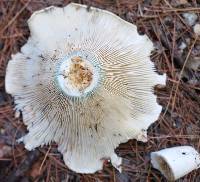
[67,56,93,91]
[57,51,100,97]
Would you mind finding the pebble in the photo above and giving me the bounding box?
[0,145,12,158]
[193,23,200,36]
[182,13,198,26]
[0,128,5,134]
[179,42,187,52]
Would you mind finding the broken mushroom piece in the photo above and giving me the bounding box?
[5,3,166,173]
[151,146,200,181]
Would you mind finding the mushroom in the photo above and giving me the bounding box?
[5,3,166,173]
[151,146,200,181]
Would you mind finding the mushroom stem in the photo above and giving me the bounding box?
[151,146,200,181]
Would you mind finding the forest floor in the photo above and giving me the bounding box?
[0,0,200,182]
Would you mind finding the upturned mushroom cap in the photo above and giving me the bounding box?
[5,3,166,173]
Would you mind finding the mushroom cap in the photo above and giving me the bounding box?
[5,3,166,173]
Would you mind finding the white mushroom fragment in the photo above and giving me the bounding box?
[5,3,166,173]
[151,146,200,181]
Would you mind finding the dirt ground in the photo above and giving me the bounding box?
[0,0,200,182]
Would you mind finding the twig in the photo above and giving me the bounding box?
[0,0,30,35]
[171,37,198,112]
[144,7,200,13]
[39,146,51,173]
[5,150,40,182]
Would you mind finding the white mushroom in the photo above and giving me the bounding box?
[5,3,166,173]
[151,146,200,181]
